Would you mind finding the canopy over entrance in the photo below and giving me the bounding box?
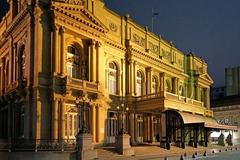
[177,111,237,130]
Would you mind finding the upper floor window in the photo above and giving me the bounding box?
[151,76,157,94]
[136,71,143,96]
[108,62,118,94]
[66,45,80,79]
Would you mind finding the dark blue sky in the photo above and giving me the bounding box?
[1,0,240,87]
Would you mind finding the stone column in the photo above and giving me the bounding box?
[206,88,210,109]
[143,114,147,142]
[89,40,96,82]
[91,104,96,143]
[150,115,153,142]
[129,113,135,144]
[96,105,100,142]
[52,100,59,140]
[36,99,42,140]
[95,42,102,83]
[133,61,137,95]
[160,113,167,148]
[134,114,138,143]
[129,60,134,95]
[9,37,13,83]
[60,101,66,139]
[54,25,60,73]
[121,59,125,96]
[159,73,165,94]
[146,67,152,95]
[12,44,17,82]
[60,27,65,75]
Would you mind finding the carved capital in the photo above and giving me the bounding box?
[89,39,96,46]
[96,41,102,47]
[59,26,65,35]
[146,67,152,72]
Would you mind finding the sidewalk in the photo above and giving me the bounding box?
[96,143,240,160]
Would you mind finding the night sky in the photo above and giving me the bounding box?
[1,0,240,87]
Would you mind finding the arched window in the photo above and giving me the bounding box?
[151,76,157,94]
[136,71,143,96]
[66,45,80,79]
[108,62,118,94]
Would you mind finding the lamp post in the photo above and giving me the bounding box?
[75,95,97,160]
[115,101,134,155]
[76,96,89,134]
[116,103,129,134]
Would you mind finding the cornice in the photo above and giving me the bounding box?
[104,39,126,52]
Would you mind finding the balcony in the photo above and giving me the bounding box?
[54,75,100,94]
[135,91,213,117]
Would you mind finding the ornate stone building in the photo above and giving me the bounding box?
[0,0,235,157]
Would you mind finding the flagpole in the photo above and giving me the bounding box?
[151,8,154,32]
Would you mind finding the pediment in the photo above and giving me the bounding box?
[200,73,214,84]
[52,1,108,34]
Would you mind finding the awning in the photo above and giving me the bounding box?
[177,111,237,130]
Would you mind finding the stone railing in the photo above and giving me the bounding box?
[67,77,99,91]
[54,75,100,94]
[135,91,206,113]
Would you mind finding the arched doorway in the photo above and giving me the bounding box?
[164,110,185,149]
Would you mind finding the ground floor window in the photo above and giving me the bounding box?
[65,112,78,139]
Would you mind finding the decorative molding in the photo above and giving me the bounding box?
[109,22,118,32]
[132,33,145,47]
[148,41,159,54]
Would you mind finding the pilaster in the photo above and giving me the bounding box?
[54,25,60,73]
[60,26,65,75]
[146,67,152,95]
[60,101,66,139]
[52,99,59,140]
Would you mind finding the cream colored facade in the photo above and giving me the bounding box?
[0,0,217,150]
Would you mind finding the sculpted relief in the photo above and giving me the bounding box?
[132,33,146,47]
[148,41,159,54]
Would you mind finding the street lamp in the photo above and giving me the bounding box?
[75,96,97,159]
[76,96,89,134]
[117,103,129,134]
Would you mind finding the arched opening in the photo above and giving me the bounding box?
[163,110,185,149]
[66,45,80,79]
[108,62,118,95]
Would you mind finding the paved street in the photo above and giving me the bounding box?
[97,144,240,160]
